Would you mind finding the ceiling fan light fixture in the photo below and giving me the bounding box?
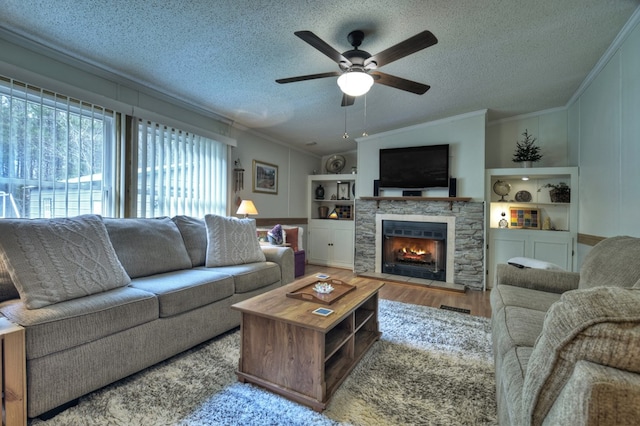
[337,70,374,97]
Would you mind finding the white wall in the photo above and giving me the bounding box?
[570,17,640,240]
[355,110,487,200]
[486,108,570,169]
[230,128,318,218]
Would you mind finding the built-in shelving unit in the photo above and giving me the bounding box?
[307,174,356,269]
[485,167,579,288]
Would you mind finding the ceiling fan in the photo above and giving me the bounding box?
[276,29,438,106]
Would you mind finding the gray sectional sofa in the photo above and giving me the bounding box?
[0,214,294,418]
[491,236,640,425]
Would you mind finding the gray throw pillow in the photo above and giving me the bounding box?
[0,257,20,302]
[204,214,266,267]
[172,215,207,267]
[0,215,131,309]
[104,217,192,278]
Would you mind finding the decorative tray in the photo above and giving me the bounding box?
[286,279,356,305]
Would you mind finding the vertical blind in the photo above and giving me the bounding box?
[136,119,227,218]
[0,76,115,218]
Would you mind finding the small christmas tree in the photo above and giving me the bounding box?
[512,130,542,163]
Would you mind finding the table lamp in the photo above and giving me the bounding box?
[236,200,258,218]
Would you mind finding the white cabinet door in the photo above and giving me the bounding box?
[489,230,527,288]
[331,227,354,268]
[488,229,573,288]
[308,220,354,269]
[529,233,573,271]
[308,223,331,264]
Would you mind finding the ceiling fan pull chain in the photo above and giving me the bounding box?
[343,108,349,139]
[362,94,368,137]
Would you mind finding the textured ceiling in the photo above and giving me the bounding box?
[1,0,638,155]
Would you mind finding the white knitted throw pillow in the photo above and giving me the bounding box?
[204,215,266,267]
[0,214,130,309]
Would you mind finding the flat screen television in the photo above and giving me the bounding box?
[379,144,449,188]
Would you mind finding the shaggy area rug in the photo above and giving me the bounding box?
[30,300,496,425]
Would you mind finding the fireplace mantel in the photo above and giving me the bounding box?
[360,196,472,210]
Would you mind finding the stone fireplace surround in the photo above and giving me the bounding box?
[355,199,485,291]
[377,214,455,283]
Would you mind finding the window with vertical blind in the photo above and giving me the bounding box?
[136,119,227,218]
[0,76,116,218]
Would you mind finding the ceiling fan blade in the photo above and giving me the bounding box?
[341,94,355,107]
[366,31,438,68]
[276,71,340,84]
[294,31,352,66]
[371,71,430,95]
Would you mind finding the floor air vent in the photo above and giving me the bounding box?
[439,305,471,314]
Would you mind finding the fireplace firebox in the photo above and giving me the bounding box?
[381,220,447,281]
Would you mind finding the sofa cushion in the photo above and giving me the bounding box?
[172,215,207,267]
[130,269,234,317]
[104,217,192,278]
[204,215,266,267]
[579,236,640,289]
[0,286,157,359]
[209,261,281,293]
[0,215,131,309]
[521,286,640,425]
[492,305,545,359]
[499,346,533,426]
[490,284,562,314]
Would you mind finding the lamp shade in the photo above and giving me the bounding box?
[337,70,374,97]
[236,200,258,217]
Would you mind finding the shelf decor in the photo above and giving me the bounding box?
[509,207,541,229]
[492,180,511,202]
[512,129,542,167]
[337,182,350,200]
[540,182,570,203]
[252,160,278,194]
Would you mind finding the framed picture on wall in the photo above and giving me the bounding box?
[509,207,541,229]
[337,182,350,200]
[253,160,278,194]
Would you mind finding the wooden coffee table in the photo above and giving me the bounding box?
[231,277,384,412]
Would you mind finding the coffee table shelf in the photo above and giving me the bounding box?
[232,277,384,412]
[325,319,351,360]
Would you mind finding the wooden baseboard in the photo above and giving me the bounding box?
[255,218,308,227]
[577,233,607,246]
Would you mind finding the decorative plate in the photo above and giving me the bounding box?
[515,190,532,202]
[325,155,346,174]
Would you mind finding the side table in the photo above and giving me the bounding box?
[1,318,26,426]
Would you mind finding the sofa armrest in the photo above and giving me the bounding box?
[496,263,580,294]
[521,286,640,425]
[261,246,295,285]
[545,360,640,426]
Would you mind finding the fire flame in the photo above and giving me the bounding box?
[399,247,428,256]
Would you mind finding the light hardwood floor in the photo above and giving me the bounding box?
[303,265,492,318]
